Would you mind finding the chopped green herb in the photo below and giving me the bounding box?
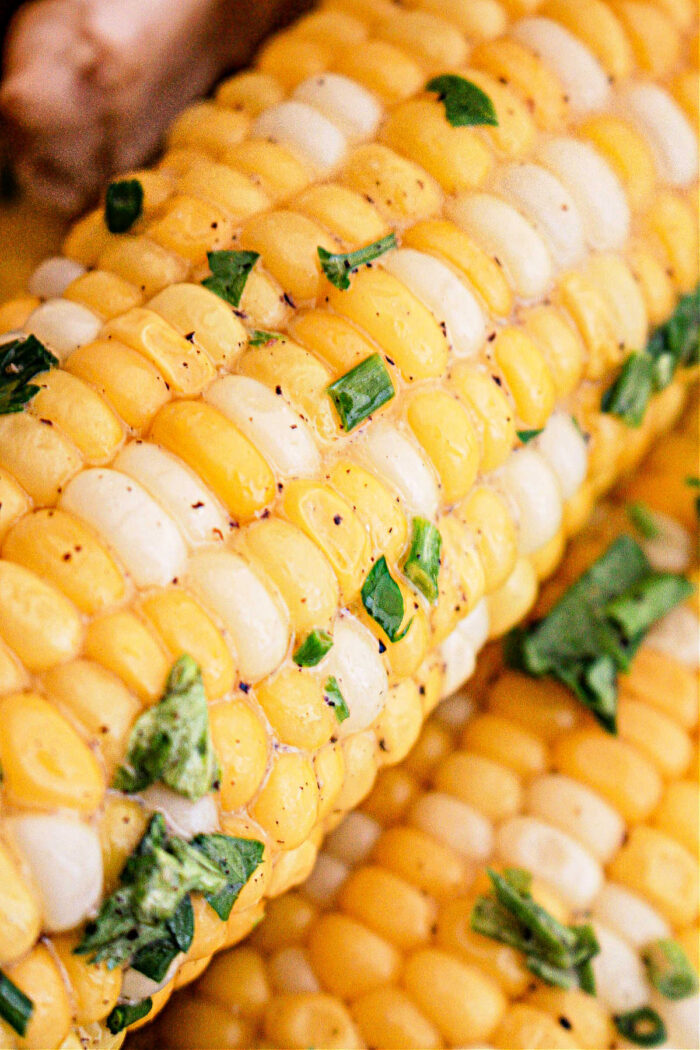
[362,555,412,643]
[249,329,284,346]
[0,970,33,1036]
[614,1007,667,1047]
[105,998,153,1034]
[113,656,218,800]
[426,74,499,128]
[129,897,193,982]
[327,353,395,432]
[294,629,333,667]
[516,429,543,444]
[324,675,350,723]
[0,335,58,415]
[470,869,599,992]
[643,939,699,1000]
[601,351,654,427]
[403,518,442,604]
[506,536,693,733]
[202,250,259,308]
[627,502,661,539]
[318,233,396,290]
[192,834,265,921]
[105,179,144,234]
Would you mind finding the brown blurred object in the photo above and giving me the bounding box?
[0,169,65,298]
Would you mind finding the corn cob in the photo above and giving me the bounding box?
[149,408,700,1050]
[0,0,697,1045]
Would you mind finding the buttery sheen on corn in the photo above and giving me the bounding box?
[0,0,697,1043]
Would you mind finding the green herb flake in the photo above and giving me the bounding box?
[318,233,396,290]
[113,655,218,801]
[516,429,543,444]
[0,969,33,1037]
[327,353,395,432]
[193,835,265,921]
[403,518,442,604]
[506,536,693,733]
[248,329,284,346]
[202,250,259,308]
[0,335,58,415]
[643,939,699,1001]
[601,351,654,427]
[105,998,153,1035]
[324,675,350,723]
[293,629,333,667]
[105,179,144,234]
[627,501,661,539]
[614,1007,667,1047]
[426,74,499,128]
[362,555,412,643]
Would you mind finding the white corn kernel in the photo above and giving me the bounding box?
[139,784,219,839]
[440,599,490,696]
[353,420,439,519]
[28,257,85,299]
[410,791,493,861]
[325,613,388,737]
[593,883,670,949]
[293,73,382,141]
[325,812,382,867]
[497,448,563,555]
[513,18,610,114]
[590,922,649,1014]
[268,946,321,994]
[645,607,699,669]
[496,815,602,910]
[651,991,700,1050]
[303,853,348,908]
[495,164,585,271]
[526,774,624,863]
[253,101,347,171]
[535,412,588,501]
[24,299,102,361]
[619,84,698,188]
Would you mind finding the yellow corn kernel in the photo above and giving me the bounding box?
[223,140,310,206]
[612,0,680,74]
[0,411,82,506]
[449,365,516,473]
[147,283,248,369]
[264,993,359,1050]
[402,718,452,782]
[236,340,338,442]
[522,306,585,400]
[295,7,368,45]
[104,307,215,395]
[439,516,486,618]
[579,116,656,212]
[462,714,548,780]
[52,932,121,1025]
[335,730,379,813]
[530,527,566,582]
[464,67,536,158]
[526,986,613,1050]
[219,819,271,916]
[540,0,633,78]
[0,842,40,966]
[0,469,30,544]
[669,67,698,124]
[252,892,318,953]
[435,751,522,822]
[98,236,189,298]
[150,400,275,521]
[308,913,402,998]
[403,0,506,39]
[292,185,388,246]
[403,219,513,318]
[267,837,319,899]
[314,742,345,821]
[487,557,538,637]
[609,825,699,926]
[28,368,123,464]
[487,672,581,743]
[167,101,249,155]
[407,389,480,504]
[584,254,648,354]
[352,985,442,1050]
[131,986,173,1033]
[342,144,443,226]
[647,192,698,293]
[140,589,235,700]
[328,460,407,564]
[0,641,27,699]
[157,997,251,1049]
[240,211,335,303]
[99,795,147,894]
[459,487,518,594]
[149,195,233,265]
[618,698,691,779]
[334,39,424,103]
[7,945,72,1050]
[66,338,170,432]
[627,248,676,328]
[117,168,174,211]
[435,897,530,996]
[210,699,269,811]
[178,156,271,219]
[376,9,468,69]
[361,765,417,825]
[251,751,319,851]
[327,266,449,381]
[471,38,567,130]
[554,728,662,822]
[556,271,620,380]
[257,34,332,90]
[62,209,114,267]
[339,864,436,950]
[653,780,698,858]
[282,481,371,603]
[3,508,124,615]
[291,310,383,380]
[196,945,270,1019]
[373,678,424,761]
[493,327,556,429]
[403,948,506,1045]
[159,146,208,176]
[382,97,493,194]
[84,610,169,703]
[187,894,227,963]
[373,826,471,900]
[0,295,40,331]
[0,691,103,812]
[41,659,139,774]
[0,559,83,672]
[493,1003,579,1049]
[216,70,284,115]
[242,518,339,638]
[256,668,335,752]
[173,955,211,990]
[63,268,143,319]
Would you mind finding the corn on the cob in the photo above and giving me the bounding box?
[149,409,699,1050]
[0,0,697,1044]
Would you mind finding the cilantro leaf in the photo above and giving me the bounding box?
[426,74,498,127]
[192,834,264,921]
[361,555,412,643]
[202,250,259,307]
[0,335,58,415]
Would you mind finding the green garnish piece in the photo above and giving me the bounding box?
[627,501,661,539]
[192,834,265,921]
[426,74,499,128]
[0,335,58,415]
[113,655,218,801]
[601,351,654,427]
[516,429,543,444]
[293,629,333,667]
[643,939,699,1000]
[324,675,350,723]
[105,179,144,234]
[506,536,693,733]
[327,353,395,432]
[318,233,396,290]
[403,518,442,604]
[362,555,412,643]
[470,869,599,992]
[0,970,33,1036]
[202,250,259,308]
[105,998,153,1035]
[614,1007,667,1047]
[248,329,284,346]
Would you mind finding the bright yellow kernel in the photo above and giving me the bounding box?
[459,487,518,593]
[653,780,698,856]
[314,742,345,820]
[352,985,442,1050]
[187,894,227,963]
[251,751,319,850]
[257,34,332,90]
[28,368,123,465]
[407,389,480,504]
[0,559,82,672]
[104,307,215,395]
[647,192,698,293]
[579,115,656,212]
[52,932,121,1025]
[84,610,169,703]
[554,728,662,822]
[0,842,40,966]
[7,945,72,1050]
[167,101,250,156]
[493,327,555,428]
[372,678,424,761]
[617,698,691,778]
[523,306,585,399]
[436,896,530,996]
[462,714,547,779]
[291,310,384,380]
[98,236,189,298]
[240,210,335,302]
[256,668,335,752]
[463,67,536,157]
[308,913,402,998]
[403,948,506,1045]
[66,338,170,431]
[471,38,567,130]
[216,70,284,115]
[0,295,40,332]
[293,185,388,246]
[487,556,538,638]
[449,365,515,472]
[493,1003,579,1049]
[487,671,581,743]
[556,271,620,380]
[147,282,247,368]
[196,945,270,1019]
[62,208,113,267]
[540,0,634,78]
[223,140,310,204]
[373,826,470,900]
[210,699,268,811]
[335,730,379,813]
[263,992,359,1050]
[328,460,408,564]
[334,39,424,103]
[342,144,443,226]
[613,0,680,74]
[0,411,82,506]
[375,9,467,69]
[0,469,31,545]
[149,194,233,265]
[339,864,436,950]
[609,825,699,926]
[178,156,271,219]
[526,986,614,1050]
[64,268,143,319]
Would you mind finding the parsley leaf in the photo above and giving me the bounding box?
[426,74,498,127]
[0,335,57,415]
[192,834,264,921]
[203,250,259,307]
